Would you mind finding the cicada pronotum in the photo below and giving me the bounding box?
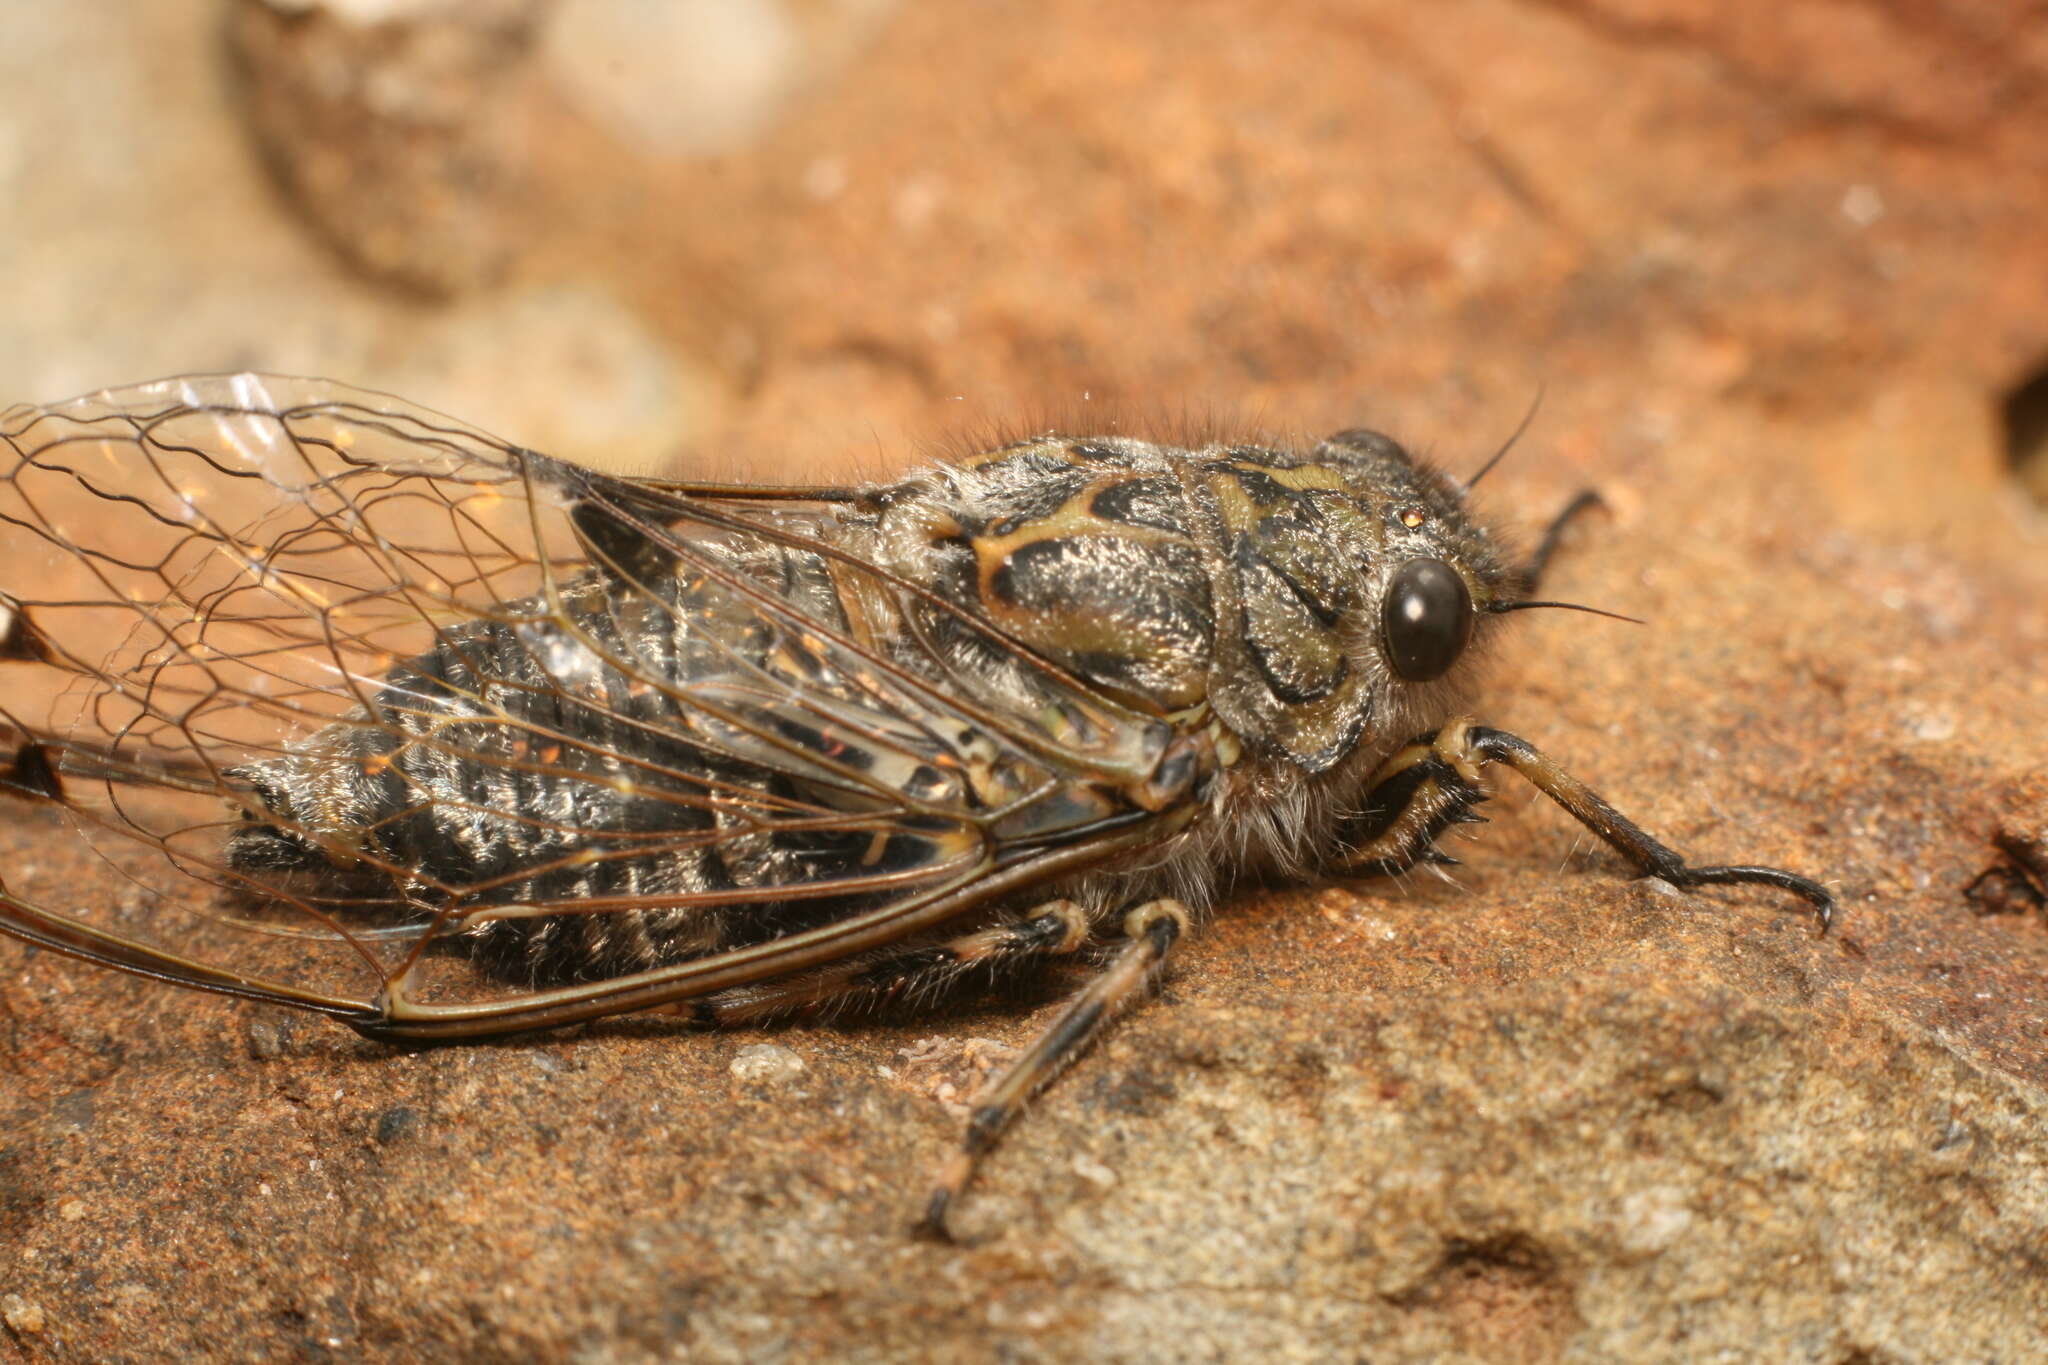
[0,375,1832,1237]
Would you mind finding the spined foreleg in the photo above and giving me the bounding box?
[1339,719,1834,931]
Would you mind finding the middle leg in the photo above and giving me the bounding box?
[684,898,1095,1027]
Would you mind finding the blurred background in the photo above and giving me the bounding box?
[5,0,2043,505]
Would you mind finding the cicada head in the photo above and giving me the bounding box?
[1313,427,1523,671]
[1195,429,1519,776]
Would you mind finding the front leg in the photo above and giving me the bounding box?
[1338,718,1835,932]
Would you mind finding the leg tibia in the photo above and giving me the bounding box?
[686,899,1093,1027]
[1462,726,1834,930]
[1343,719,1834,932]
[920,898,1188,1242]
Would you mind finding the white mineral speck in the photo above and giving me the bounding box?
[803,156,849,201]
[1841,184,1885,227]
[730,1043,806,1086]
[1906,706,1957,742]
[1618,1186,1695,1255]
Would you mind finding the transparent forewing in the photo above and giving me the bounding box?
[1,376,557,767]
[0,375,1182,1028]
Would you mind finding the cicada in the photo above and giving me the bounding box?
[0,375,1832,1237]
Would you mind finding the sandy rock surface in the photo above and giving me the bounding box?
[1,1,2044,1360]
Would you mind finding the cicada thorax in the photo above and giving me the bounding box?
[859,437,1219,718]
[1192,449,1392,775]
[833,429,1533,908]
[859,432,1505,777]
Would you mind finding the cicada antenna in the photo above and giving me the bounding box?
[1487,599,1644,625]
[1463,383,1545,491]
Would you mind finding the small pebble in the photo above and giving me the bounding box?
[375,1105,421,1146]
[2,1293,46,1336]
[244,1015,295,1060]
[730,1043,805,1086]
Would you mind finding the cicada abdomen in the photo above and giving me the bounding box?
[0,375,1831,1237]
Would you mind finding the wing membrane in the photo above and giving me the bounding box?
[0,375,1187,1033]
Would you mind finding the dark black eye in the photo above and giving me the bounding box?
[1382,557,1473,682]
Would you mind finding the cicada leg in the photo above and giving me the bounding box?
[1521,489,1606,594]
[683,899,1094,1027]
[919,898,1188,1243]
[1339,719,1835,932]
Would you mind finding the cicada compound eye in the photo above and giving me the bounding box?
[1381,557,1474,682]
